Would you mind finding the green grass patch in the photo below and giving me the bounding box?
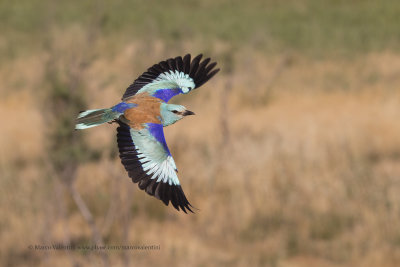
[1,0,400,57]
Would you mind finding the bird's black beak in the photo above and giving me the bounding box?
[183,110,195,116]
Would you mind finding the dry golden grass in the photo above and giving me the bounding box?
[1,37,400,266]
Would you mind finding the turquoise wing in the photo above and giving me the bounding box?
[116,122,193,213]
[122,54,219,102]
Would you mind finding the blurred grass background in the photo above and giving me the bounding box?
[1,0,400,266]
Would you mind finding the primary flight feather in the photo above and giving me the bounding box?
[75,54,219,213]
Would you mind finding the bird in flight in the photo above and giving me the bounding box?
[75,54,219,213]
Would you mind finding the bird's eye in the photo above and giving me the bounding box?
[188,87,192,90]
[172,110,179,114]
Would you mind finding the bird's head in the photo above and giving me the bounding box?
[160,103,195,126]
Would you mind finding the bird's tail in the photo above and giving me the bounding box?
[75,108,119,130]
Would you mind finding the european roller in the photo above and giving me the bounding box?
[75,54,219,213]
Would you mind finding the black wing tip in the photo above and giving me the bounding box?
[175,184,195,214]
[150,182,195,214]
[192,59,219,89]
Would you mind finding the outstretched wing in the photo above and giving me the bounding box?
[122,54,219,102]
[116,122,194,213]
